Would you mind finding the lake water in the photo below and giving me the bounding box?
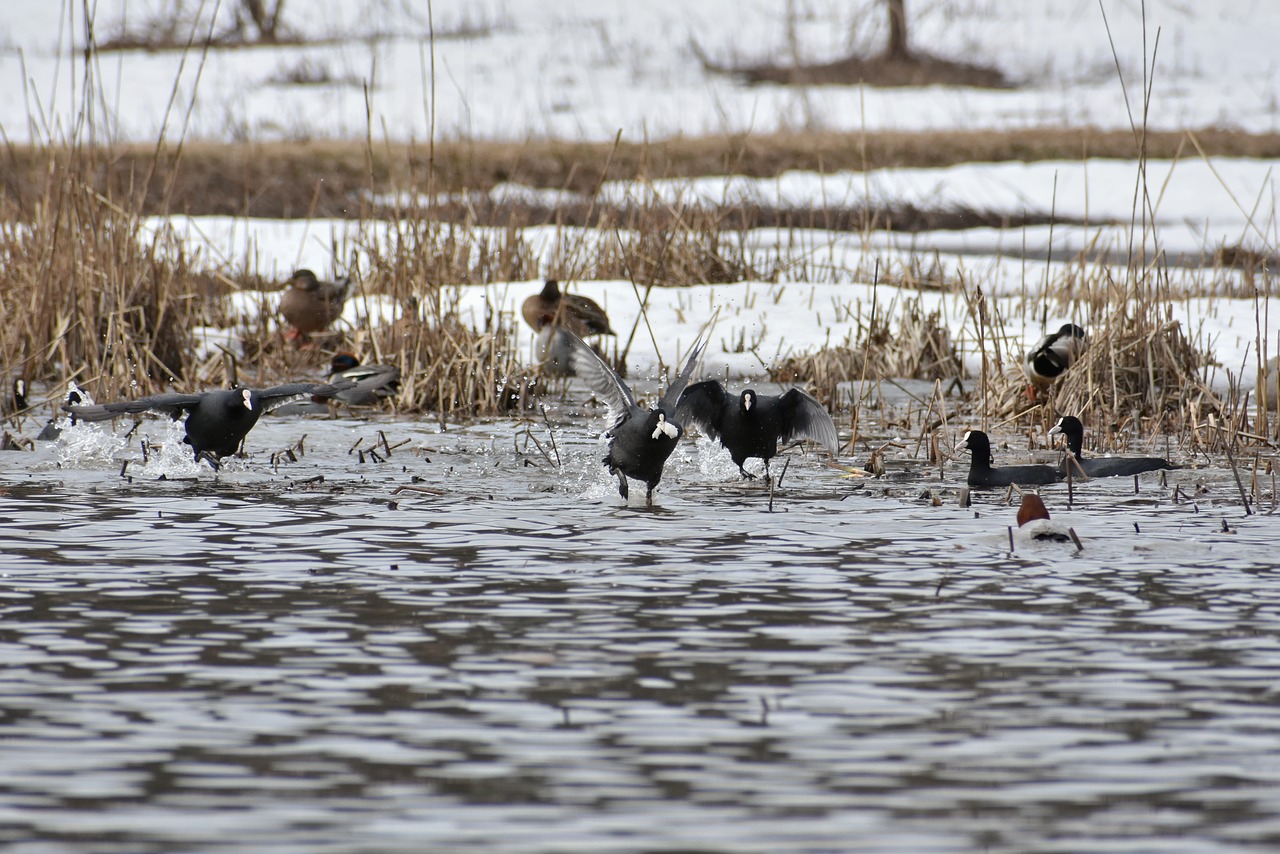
[2,403,1279,853]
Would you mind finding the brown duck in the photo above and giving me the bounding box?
[521,280,614,337]
[279,269,352,342]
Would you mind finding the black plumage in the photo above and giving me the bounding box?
[955,429,1062,488]
[1025,323,1088,387]
[567,329,705,504]
[1049,415,1177,478]
[676,382,838,478]
[65,383,342,469]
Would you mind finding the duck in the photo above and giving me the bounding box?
[955,429,1062,488]
[1048,415,1177,478]
[522,279,615,338]
[1025,323,1088,389]
[64,382,345,470]
[567,328,705,504]
[1259,356,1279,412]
[1015,494,1075,543]
[326,353,401,405]
[676,381,838,479]
[279,269,352,342]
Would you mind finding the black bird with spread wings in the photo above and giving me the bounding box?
[675,382,838,479]
[65,383,345,470]
[566,329,706,504]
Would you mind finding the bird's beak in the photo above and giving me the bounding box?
[953,436,969,452]
[240,389,253,410]
[652,413,680,440]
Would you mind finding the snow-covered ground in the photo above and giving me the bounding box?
[3,1,1280,144]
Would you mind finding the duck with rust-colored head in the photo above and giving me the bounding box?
[1015,494,1075,543]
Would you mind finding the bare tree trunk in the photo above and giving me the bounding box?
[241,0,285,42]
[885,0,909,60]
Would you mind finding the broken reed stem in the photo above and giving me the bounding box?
[1222,438,1254,516]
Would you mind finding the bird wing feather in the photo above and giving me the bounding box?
[64,392,204,422]
[564,329,636,424]
[660,333,709,410]
[777,388,839,453]
[674,379,731,440]
[259,383,341,411]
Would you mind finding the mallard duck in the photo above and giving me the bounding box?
[279,269,351,342]
[522,280,614,338]
[1025,323,1087,388]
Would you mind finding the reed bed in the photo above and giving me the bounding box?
[0,143,1269,452]
[0,106,1272,456]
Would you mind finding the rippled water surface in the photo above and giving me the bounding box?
[3,411,1280,853]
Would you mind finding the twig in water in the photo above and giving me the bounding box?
[1068,528,1084,551]
[540,404,561,467]
[1223,439,1254,516]
[392,484,446,496]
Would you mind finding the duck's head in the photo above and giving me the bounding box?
[288,269,320,291]
[1017,494,1052,527]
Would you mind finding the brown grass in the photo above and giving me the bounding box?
[6,128,1280,219]
[1,128,1274,450]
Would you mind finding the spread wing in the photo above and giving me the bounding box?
[259,382,342,412]
[777,388,838,453]
[564,329,635,425]
[660,333,709,410]
[675,379,731,440]
[64,392,203,422]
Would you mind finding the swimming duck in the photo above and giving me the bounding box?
[567,329,705,504]
[279,269,352,342]
[326,353,401,405]
[1015,494,1075,543]
[1048,415,1177,478]
[522,280,615,338]
[64,382,344,470]
[1025,323,1088,388]
[955,429,1062,488]
[676,381,838,479]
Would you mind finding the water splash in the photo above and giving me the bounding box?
[56,417,205,478]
